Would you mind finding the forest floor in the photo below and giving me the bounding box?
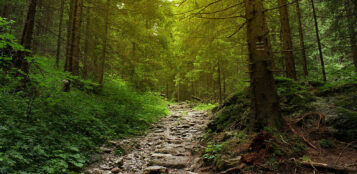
[85,103,211,174]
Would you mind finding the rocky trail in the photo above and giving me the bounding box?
[85,103,210,174]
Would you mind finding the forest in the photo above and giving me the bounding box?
[0,0,356,173]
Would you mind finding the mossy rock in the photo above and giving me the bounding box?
[275,77,315,113]
[335,94,357,112]
[328,107,357,142]
[209,77,316,132]
[317,79,357,96]
[308,80,326,87]
[208,92,250,132]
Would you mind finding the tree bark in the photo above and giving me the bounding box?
[1,2,9,18]
[311,0,327,81]
[245,0,283,131]
[64,0,82,91]
[56,0,65,68]
[65,0,74,73]
[14,0,37,89]
[20,0,37,53]
[72,0,82,76]
[83,7,91,79]
[278,0,297,79]
[345,0,357,71]
[295,0,308,77]
[217,57,222,104]
[99,0,110,86]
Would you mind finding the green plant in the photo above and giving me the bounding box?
[203,143,222,160]
[300,155,311,162]
[0,19,169,173]
[193,103,217,111]
[319,139,336,148]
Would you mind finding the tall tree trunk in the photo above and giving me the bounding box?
[20,0,37,53]
[64,0,82,91]
[83,7,91,78]
[99,0,110,85]
[72,0,82,76]
[296,0,308,77]
[278,0,297,79]
[311,0,327,81]
[345,0,357,71]
[354,0,357,16]
[32,0,42,54]
[14,0,37,89]
[1,1,11,19]
[56,0,65,68]
[245,0,283,131]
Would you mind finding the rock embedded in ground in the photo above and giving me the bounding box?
[150,156,190,168]
[143,166,168,174]
[84,104,209,174]
[111,167,120,173]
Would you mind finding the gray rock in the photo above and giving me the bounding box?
[143,166,168,174]
[150,156,190,169]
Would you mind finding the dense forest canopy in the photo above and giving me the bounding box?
[0,0,356,173]
[2,0,355,101]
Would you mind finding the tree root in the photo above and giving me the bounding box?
[295,112,325,129]
[288,123,318,150]
[299,161,357,173]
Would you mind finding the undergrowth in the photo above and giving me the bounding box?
[193,103,217,111]
[0,19,168,173]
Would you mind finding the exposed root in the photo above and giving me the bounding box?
[295,112,325,129]
[288,123,318,150]
[299,161,357,173]
[335,141,357,165]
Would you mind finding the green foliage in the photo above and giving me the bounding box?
[208,92,250,132]
[203,142,222,160]
[275,77,315,114]
[300,155,311,162]
[317,75,357,96]
[329,107,357,142]
[193,103,217,111]
[319,139,336,148]
[0,20,168,173]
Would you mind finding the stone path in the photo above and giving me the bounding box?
[85,103,210,174]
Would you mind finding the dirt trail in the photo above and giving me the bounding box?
[85,103,210,174]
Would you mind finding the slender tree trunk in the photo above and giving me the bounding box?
[166,82,169,99]
[64,0,82,91]
[56,0,65,68]
[296,0,308,77]
[1,2,9,18]
[177,80,180,101]
[345,0,357,71]
[311,0,327,81]
[65,0,75,73]
[278,0,297,79]
[83,7,91,78]
[72,0,82,76]
[217,57,222,104]
[32,0,42,54]
[99,0,110,85]
[222,65,226,100]
[354,0,357,15]
[245,0,283,131]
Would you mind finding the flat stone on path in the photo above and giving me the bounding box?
[150,156,190,169]
[84,103,209,174]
